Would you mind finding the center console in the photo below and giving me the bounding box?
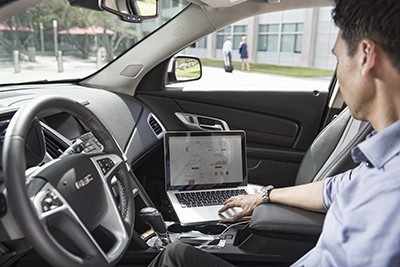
[120,218,316,266]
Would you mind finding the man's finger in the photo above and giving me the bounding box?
[218,201,238,213]
[232,207,253,222]
[231,211,246,222]
[224,196,236,205]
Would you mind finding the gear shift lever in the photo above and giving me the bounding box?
[139,207,171,246]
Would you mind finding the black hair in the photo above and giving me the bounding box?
[332,0,400,70]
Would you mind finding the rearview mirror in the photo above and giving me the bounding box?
[101,0,158,23]
[167,56,202,84]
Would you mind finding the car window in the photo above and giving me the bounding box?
[0,0,188,85]
[172,7,338,92]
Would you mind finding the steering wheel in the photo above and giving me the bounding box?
[3,96,136,267]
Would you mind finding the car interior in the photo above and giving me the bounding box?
[0,0,374,266]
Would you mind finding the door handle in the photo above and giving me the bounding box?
[198,124,223,131]
[175,112,230,131]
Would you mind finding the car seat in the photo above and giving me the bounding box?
[249,107,372,240]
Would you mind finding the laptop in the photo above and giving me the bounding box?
[164,130,249,225]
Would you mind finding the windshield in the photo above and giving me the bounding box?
[0,0,188,85]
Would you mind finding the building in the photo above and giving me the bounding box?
[182,7,339,70]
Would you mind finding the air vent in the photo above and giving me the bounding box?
[43,130,69,159]
[149,117,162,135]
[147,113,165,139]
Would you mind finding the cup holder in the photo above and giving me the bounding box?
[168,223,227,235]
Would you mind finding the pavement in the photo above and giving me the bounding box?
[0,55,331,92]
[172,66,331,92]
[0,55,100,84]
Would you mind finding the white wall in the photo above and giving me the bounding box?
[313,7,339,69]
[182,47,208,58]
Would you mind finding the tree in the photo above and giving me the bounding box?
[0,12,35,58]
[1,0,139,60]
[90,12,138,61]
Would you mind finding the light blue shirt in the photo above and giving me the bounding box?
[293,121,400,267]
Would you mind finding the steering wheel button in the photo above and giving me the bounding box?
[225,234,234,239]
[42,205,49,212]
[52,198,62,206]
[44,197,53,205]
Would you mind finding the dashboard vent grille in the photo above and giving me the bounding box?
[43,131,68,159]
[147,113,165,139]
[149,117,162,135]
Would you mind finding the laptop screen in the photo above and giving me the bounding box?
[164,131,247,190]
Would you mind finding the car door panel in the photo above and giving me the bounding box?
[175,99,299,147]
[137,88,329,187]
[141,88,328,148]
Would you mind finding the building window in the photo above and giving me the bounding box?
[162,0,179,9]
[197,37,207,49]
[280,22,303,53]
[233,25,247,49]
[257,24,279,52]
[216,26,232,49]
[162,1,171,8]
[216,25,247,50]
[190,37,207,49]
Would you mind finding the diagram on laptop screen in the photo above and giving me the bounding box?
[169,135,243,186]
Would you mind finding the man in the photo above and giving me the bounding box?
[222,36,233,72]
[149,0,400,265]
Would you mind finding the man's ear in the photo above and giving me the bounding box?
[359,39,377,76]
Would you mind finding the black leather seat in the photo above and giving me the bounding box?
[249,108,372,241]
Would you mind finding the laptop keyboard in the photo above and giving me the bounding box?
[175,189,248,208]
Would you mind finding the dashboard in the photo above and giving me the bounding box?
[0,83,167,243]
[0,83,164,165]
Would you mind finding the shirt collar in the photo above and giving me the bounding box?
[352,120,400,168]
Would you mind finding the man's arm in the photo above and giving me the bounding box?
[219,181,325,222]
[269,181,325,212]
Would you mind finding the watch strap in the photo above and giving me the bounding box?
[261,185,274,203]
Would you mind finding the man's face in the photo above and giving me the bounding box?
[333,32,375,121]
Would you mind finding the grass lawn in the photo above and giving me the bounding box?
[200,58,333,78]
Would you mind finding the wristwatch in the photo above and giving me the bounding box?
[260,185,274,203]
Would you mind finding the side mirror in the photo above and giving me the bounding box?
[167,56,202,84]
[100,0,158,23]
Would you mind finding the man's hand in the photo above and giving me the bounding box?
[218,194,263,222]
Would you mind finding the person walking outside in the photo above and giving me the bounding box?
[238,36,250,71]
[222,36,233,72]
